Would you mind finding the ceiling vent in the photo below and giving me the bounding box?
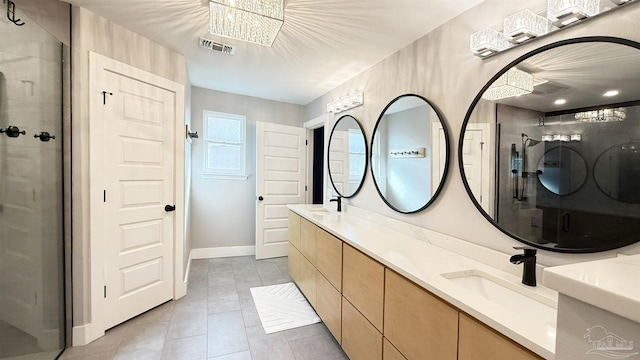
[199,37,236,55]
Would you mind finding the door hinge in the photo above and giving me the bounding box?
[480,141,485,150]
[104,286,107,298]
[103,190,106,202]
[305,140,308,146]
[305,185,308,191]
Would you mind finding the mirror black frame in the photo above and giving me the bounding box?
[458,36,640,253]
[327,114,368,199]
[371,94,451,214]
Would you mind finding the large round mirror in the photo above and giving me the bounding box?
[459,37,640,252]
[371,94,450,213]
[537,147,587,196]
[594,143,640,203]
[328,115,367,198]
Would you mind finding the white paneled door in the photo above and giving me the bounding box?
[256,122,306,259]
[327,130,348,199]
[462,124,491,215]
[100,68,175,330]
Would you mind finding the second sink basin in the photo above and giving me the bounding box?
[442,270,557,328]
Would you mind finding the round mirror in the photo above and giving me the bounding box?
[371,94,450,213]
[537,147,587,196]
[328,115,367,198]
[460,37,640,252]
[594,143,640,203]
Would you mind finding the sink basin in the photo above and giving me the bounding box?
[442,270,557,328]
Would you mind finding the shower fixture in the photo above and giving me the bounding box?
[512,133,542,200]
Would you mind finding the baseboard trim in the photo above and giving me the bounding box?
[191,245,255,259]
[72,323,103,347]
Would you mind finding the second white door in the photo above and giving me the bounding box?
[256,122,306,259]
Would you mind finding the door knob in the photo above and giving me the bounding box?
[165,204,176,212]
[258,196,264,201]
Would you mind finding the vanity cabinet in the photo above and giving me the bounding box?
[384,269,458,360]
[342,244,385,331]
[288,243,301,283]
[342,297,383,360]
[384,339,407,360]
[316,272,342,343]
[300,217,317,265]
[316,228,342,291]
[299,254,317,308]
[288,211,301,249]
[458,313,543,360]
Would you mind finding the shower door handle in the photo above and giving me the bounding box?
[165,204,176,212]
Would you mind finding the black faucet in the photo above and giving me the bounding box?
[329,196,342,212]
[510,247,537,287]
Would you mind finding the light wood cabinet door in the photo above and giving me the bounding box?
[384,269,458,360]
[458,313,543,360]
[342,297,382,360]
[288,243,301,283]
[384,338,407,360]
[342,244,385,331]
[299,255,317,308]
[300,218,317,266]
[316,272,342,343]
[288,211,301,250]
[316,228,342,292]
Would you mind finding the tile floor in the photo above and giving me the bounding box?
[59,256,348,360]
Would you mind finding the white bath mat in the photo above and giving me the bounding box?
[250,282,320,334]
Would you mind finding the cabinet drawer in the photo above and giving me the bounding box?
[343,244,385,331]
[384,269,458,360]
[458,313,543,360]
[288,211,301,250]
[288,243,301,283]
[383,338,407,360]
[300,218,317,266]
[316,272,342,343]
[299,255,317,308]
[316,228,343,292]
[342,297,382,360]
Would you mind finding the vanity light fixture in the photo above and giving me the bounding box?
[326,92,364,114]
[541,134,554,142]
[543,134,582,142]
[570,134,582,141]
[209,0,284,47]
[575,108,626,122]
[504,9,549,44]
[603,90,620,97]
[546,0,600,27]
[481,68,534,101]
[470,28,510,57]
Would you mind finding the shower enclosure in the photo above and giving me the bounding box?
[0,4,65,360]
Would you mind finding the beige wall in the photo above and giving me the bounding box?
[305,0,640,266]
[189,87,305,250]
[71,6,188,327]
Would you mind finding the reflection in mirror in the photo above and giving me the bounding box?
[537,147,587,196]
[460,38,640,252]
[371,94,449,213]
[328,115,367,198]
[594,143,640,203]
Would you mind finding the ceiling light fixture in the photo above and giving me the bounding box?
[546,0,600,27]
[470,28,510,58]
[209,0,284,47]
[481,68,534,101]
[575,108,626,122]
[554,99,567,105]
[603,90,620,97]
[504,9,549,44]
[327,92,364,114]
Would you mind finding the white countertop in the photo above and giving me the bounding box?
[288,204,558,360]
[543,254,640,323]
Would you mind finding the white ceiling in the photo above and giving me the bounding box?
[62,0,484,104]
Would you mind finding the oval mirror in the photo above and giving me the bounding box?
[371,94,450,213]
[594,143,640,203]
[459,37,640,252]
[328,115,367,198]
[537,147,587,196]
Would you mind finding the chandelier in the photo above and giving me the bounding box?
[481,68,534,101]
[574,108,626,122]
[209,0,284,47]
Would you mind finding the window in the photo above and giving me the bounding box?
[203,110,247,179]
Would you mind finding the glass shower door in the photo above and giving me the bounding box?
[0,6,65,360]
